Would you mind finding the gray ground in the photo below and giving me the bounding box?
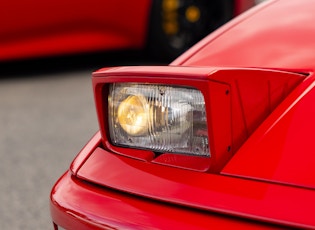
[0,53,155,229]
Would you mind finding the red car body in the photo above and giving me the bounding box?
[50,0,315,229]
[1,0,254,61]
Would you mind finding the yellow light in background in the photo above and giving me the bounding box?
[162,0,179,35]
[163,21,179,35]
[162,0,179,11]
[117,95,148,136]
[185,6,200,23]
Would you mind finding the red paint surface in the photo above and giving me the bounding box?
[0,0,253,61]
[174,0,315,72]
[50,0,315,229]
[51,172,281,229]
[0,0,151,60]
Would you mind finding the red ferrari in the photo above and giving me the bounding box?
[1,0,254,61]
[50,0,315,229]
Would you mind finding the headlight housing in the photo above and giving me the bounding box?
[92,66,235,172]
[108,83,209,156]
[93,66,304,172]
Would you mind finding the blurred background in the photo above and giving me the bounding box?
[0,0,264,229]
[0,51,158,229]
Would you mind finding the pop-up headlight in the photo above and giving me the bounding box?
[108,83,209,157]
[94,66,302,172]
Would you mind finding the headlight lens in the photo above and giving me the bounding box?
[108,83,209,156]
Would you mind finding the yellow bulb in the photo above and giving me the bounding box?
[117,95,148,136]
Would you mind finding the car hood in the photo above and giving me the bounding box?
[173,0,315,73]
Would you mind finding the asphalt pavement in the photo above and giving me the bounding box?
[0,52,159,229]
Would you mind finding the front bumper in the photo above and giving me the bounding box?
[50,172,278,230]
[50,132,314,229]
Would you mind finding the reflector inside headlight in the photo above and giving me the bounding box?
[108,83,209,156]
